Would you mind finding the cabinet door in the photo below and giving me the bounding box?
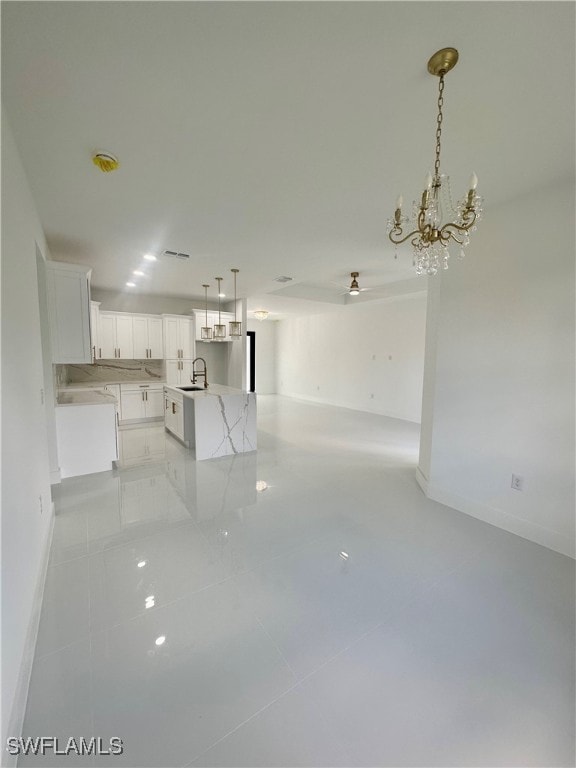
[172,399,184,440]
[163,317,180,359]
[120,390,145,421]
[46,262,92,363]
[165,360,180,386]
[116,315,134,359]
[148,318,163,359]
[90,302,100,361]
[178,318,192,359]
[132,316,149,359]
[180,360,193,386]
[99,314,116,359]
[145,389,164,419]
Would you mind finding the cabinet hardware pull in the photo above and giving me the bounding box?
[99,348,101,358]
[146,391,148,401]
[118,348,120,358]
[172,402,176,414]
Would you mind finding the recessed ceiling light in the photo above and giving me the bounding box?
[133,270,145,276]
[145,595,155,609]
[155,635,166,646]
[256,480,268,492]
[218,292,226,298]
[143,254,157,261]
[126,282,136,287]
[137,560,146,568]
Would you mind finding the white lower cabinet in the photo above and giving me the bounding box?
[119,384,164,422]
[164,389,185,442]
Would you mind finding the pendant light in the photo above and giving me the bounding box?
[229,268,242,339]
[213,277,226,340]
[200,284,212,341]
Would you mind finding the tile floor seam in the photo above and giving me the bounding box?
[88,575,234,635]
[183,550,490,767]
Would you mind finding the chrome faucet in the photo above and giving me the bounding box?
[192,357,208,389]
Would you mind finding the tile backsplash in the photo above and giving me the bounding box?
[58,359,164,384]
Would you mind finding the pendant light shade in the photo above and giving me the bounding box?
[229,268,242,339]
[213,278,226,340]
[201,284,212,341]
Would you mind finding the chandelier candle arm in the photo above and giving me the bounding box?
[387,47,483,275]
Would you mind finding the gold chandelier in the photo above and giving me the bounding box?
[388,48,483,275]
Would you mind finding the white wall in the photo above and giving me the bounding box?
[91,288,218,316]
[247,319,277,394]
[1,108,55,749]
[277,294,427,422]
[226,299,247,390]
[419,178,575,558]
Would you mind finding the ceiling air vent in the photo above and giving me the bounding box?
[274,275,293,283]
[162,250,190,260]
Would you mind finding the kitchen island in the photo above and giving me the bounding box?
[163,384,256,460]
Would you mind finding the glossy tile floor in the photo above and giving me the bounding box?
[21,396,575,767]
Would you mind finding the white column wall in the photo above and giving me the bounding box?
[419,178,575,557]
[276,294,427,423]
[1,108,55,749]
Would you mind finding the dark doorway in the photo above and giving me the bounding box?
[247,331,255,392]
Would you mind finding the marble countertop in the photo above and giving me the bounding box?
[61,380,164,389]
[163,383,249,400]
[56,389,118,407]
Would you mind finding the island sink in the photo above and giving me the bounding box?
[177,386,205,392]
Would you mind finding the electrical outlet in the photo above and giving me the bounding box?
[39,495,43,514]
[511,474,524,491]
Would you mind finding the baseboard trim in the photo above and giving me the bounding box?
[4,504,55,764]
[421,480,574,559]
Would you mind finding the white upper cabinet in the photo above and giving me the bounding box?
[193,310,236,341]
[162,315,195,360]
[98,312,134,359]
[132,316,163,359]
[45,261,92,363]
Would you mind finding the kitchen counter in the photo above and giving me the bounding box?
[57,389,117,406]
[163,383,247,399]
[163,384,257,460]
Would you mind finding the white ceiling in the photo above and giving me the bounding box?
[2,1,574,317]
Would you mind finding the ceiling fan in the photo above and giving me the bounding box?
[331,272,371,296]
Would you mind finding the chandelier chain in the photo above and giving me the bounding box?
[434,74,445,182]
